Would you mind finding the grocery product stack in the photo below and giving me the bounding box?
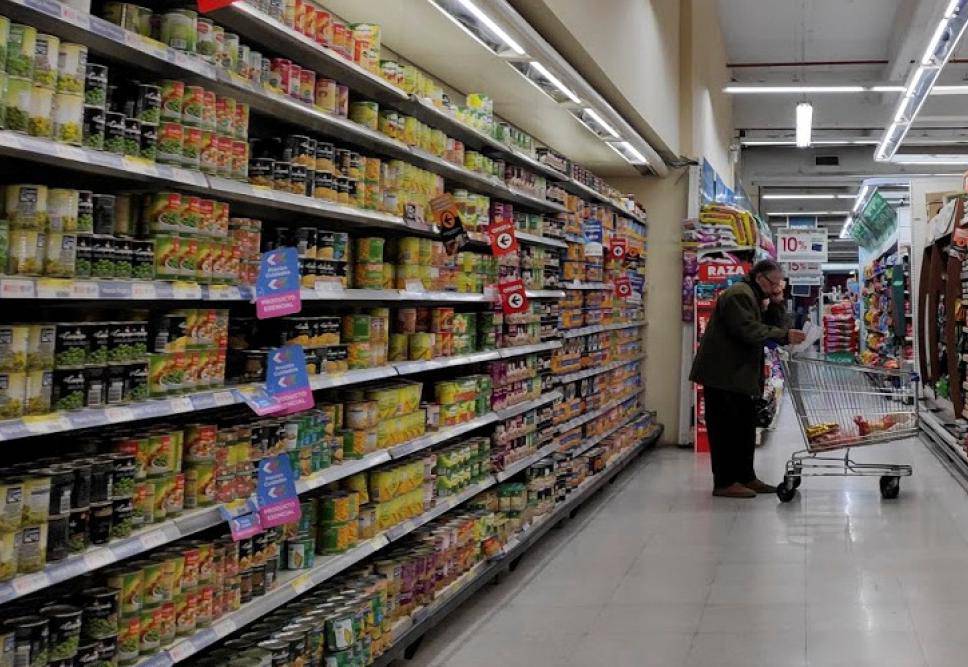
[823,299,859,362]
[859,252,906,368]
[0,1,659,666]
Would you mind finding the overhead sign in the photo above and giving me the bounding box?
[785,261,823,285]
[787,216,818,229]
[776,229,828,262]
[698,261,750,283]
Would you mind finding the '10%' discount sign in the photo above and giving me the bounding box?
[776,229,828,263]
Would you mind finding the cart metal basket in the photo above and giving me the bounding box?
[777,353,917,502]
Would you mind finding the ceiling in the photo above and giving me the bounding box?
[718,0,904,64]
[320,0,638,176]
[718,0,968,262]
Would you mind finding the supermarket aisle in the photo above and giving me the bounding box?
[400,398,968,667]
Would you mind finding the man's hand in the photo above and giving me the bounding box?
[788,329,807,345]
[760,298,769,311]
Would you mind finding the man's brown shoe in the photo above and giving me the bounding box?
[712,483,756,498]
[745,479,777,494]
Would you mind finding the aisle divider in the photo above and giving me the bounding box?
[0,391,562,604]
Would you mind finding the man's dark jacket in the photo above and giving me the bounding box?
[689,278,790,396]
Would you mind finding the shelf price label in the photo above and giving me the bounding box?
[776,229,828,262]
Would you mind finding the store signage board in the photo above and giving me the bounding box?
[785,261,823,285]
[698,261,750,283]
[255,247,301,319]
[256,454,302,528]
[487,219,518,256]
[498,279,529,315]
[787,216,818,229]
[776,229,828,262]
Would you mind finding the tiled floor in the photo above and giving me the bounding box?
[395,397,968,667]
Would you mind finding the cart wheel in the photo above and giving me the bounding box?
[791,474,802,489]
[879,476,901,499]
[777,478,797,502]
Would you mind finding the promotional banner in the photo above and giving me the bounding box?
[776,229,828,262]
[583,218,603,256]
[785,261,823,285]
[256,455,302,528]
[255,247,301,319]
[265,344,315,415]
[487,219,519,256]
[219,499,262,541]
[498,279,529,315]
[698,260,750,283]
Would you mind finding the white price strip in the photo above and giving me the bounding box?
[83,549,116,571]
[139,530,170,550]
[131,282,157,300]
[105,407,135,423]
[776,229,828,262]
[70,281,100,299]
[36,279,72,299]
[213,391,237,407]
[22,415,70,434]
[291,573,313,594]
[11,572,49,596]
[167,640,196,662]
[169,397,194,413]
[212,619,237,638]
[1,278,36,299]
[172,283,202,299]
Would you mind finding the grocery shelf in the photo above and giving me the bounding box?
[0,392,563,605]
[0,278,499,303]
[0,343,561,443]
[556,391,641,434]
[524,289,566,299]
[374,430,659,667]
[568,412,646,459]
[555,354,646,385]
[0,131,427,234]
[515,232,569,250]
[560,320,648,339]
[494,442,560,482]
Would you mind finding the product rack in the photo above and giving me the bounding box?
[0,0,654,663]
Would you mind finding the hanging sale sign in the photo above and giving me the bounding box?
[785,262,823,285]
[255,247,301,319]
[432,193,468,255]
[487,219,518,256]
[197,0,236,11]
[498,279,529,314]
[608,237,628,261]
[776,229,828,262]
[265,344,315,415]
[255,455,302,528]
[613,276,632,299]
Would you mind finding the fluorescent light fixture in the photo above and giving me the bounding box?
[724,85,866,93]
[451,0,525,55]
[761,193,855,200]
[796,102,813,147]
[892,154,968,164]
[851,185,871,214]
[767,211,850,216]
[529,61,580,104]
[606,141,648,165]
[583,107,619,138]
[739,139,879,146]
[922,17,952,65]
[872,85,907,92]
[930,84,968,94]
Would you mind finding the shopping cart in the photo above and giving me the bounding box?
[776,353,918,502]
